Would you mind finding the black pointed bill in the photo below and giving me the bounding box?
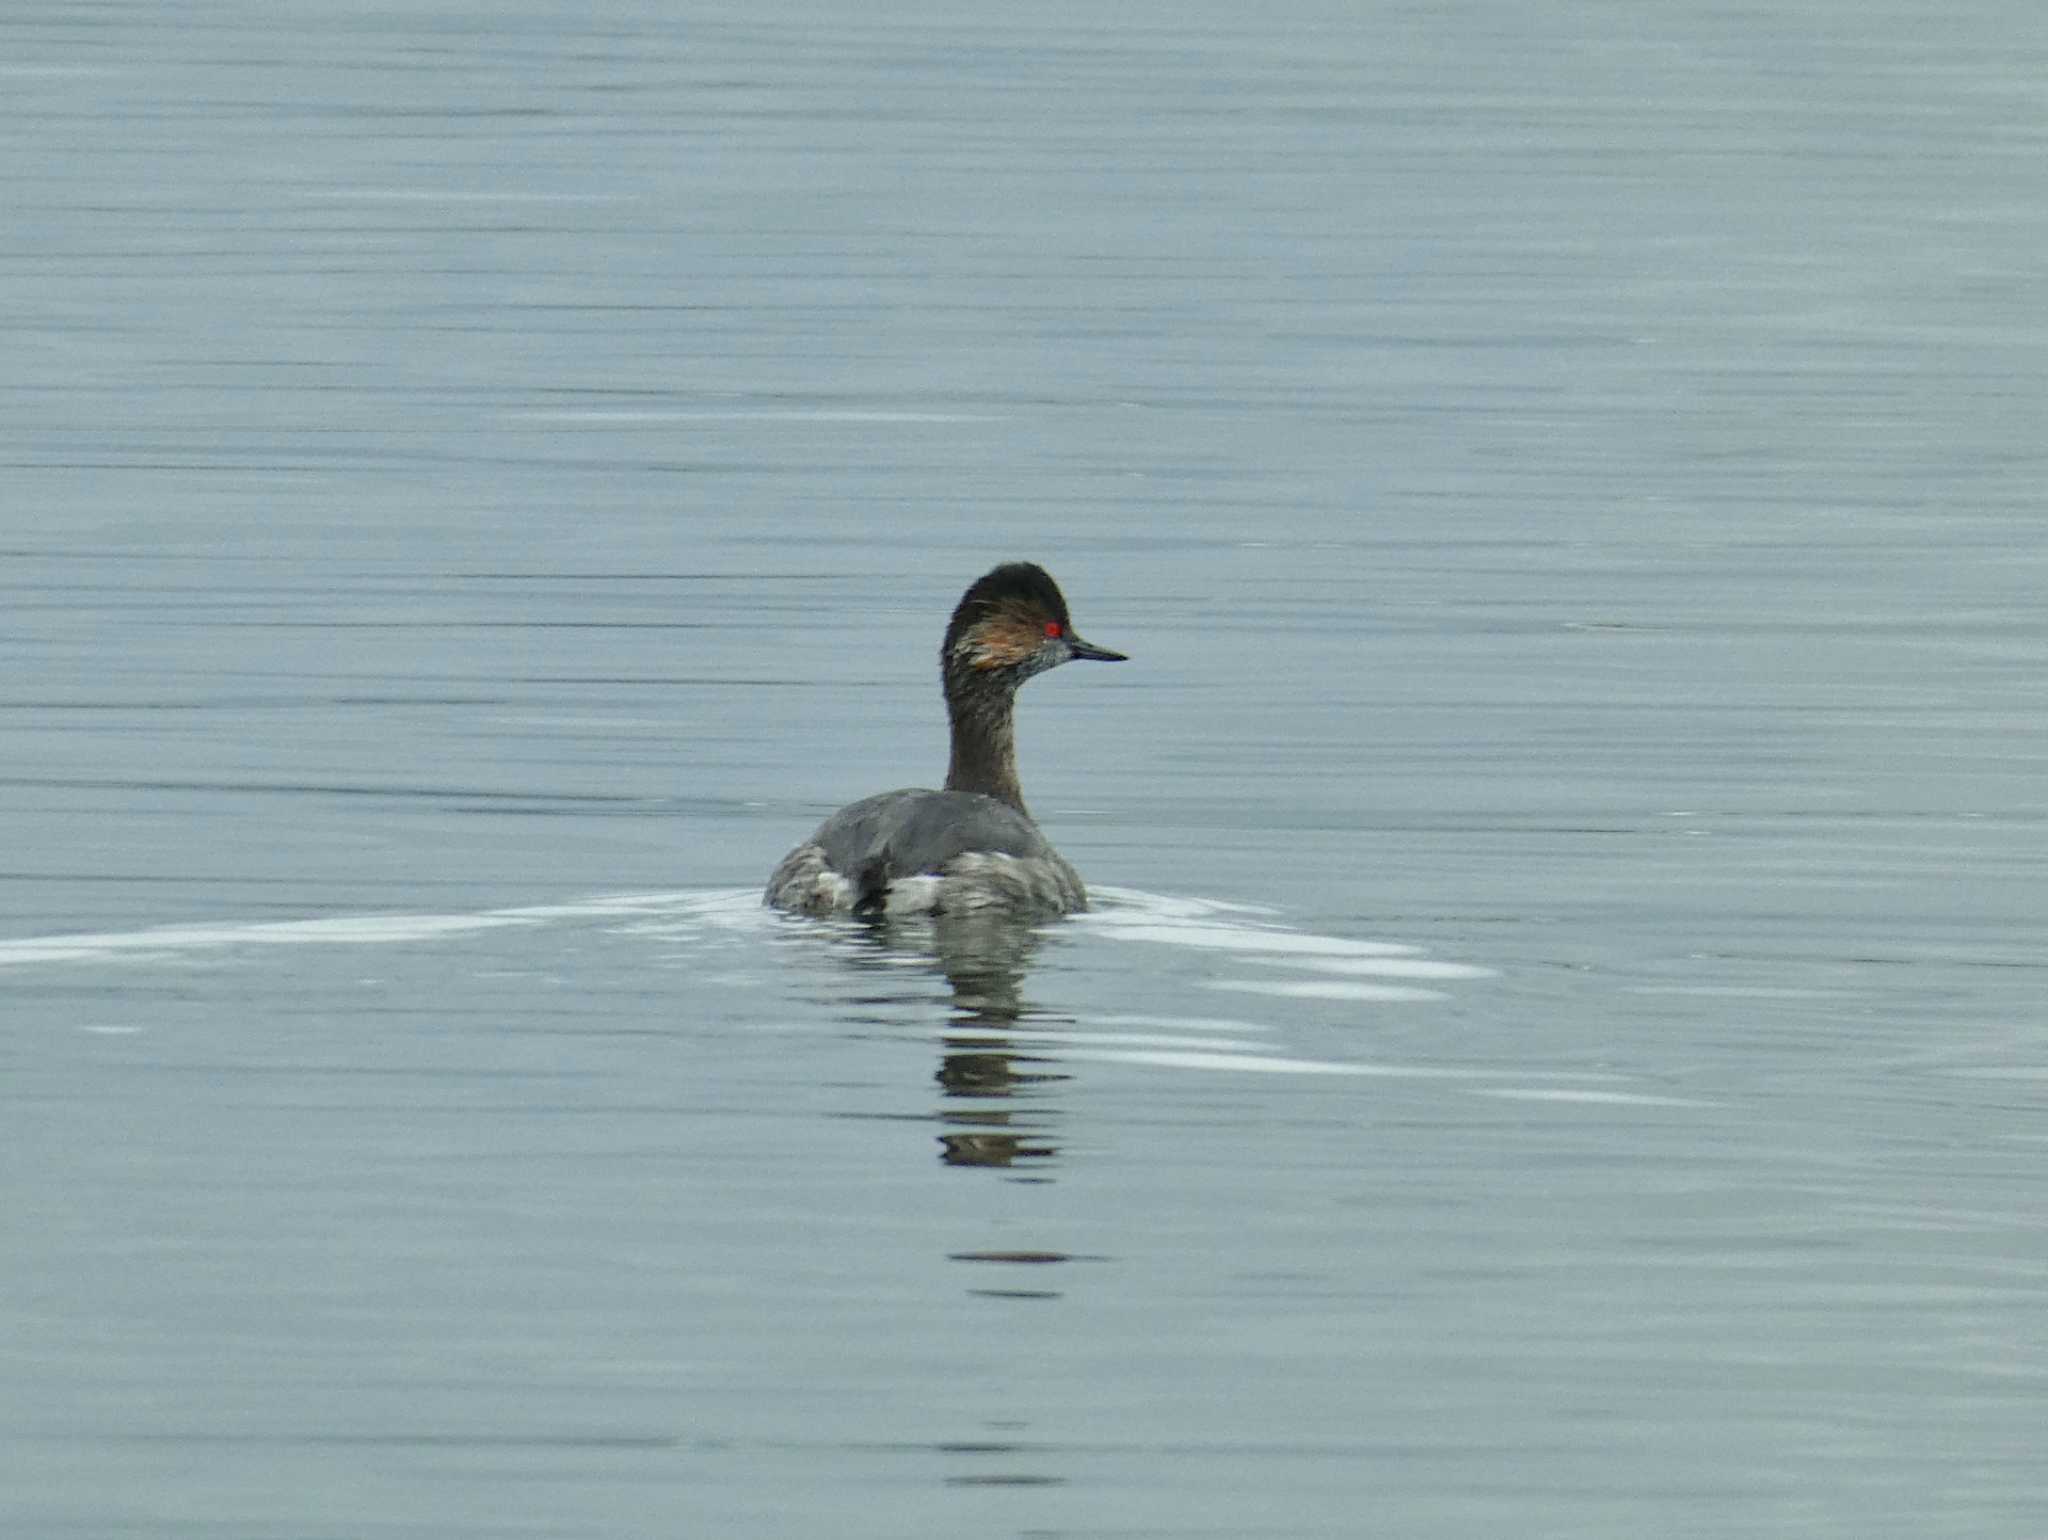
[1066,633,1128,663]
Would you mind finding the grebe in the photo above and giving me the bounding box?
[765,562,1126,917]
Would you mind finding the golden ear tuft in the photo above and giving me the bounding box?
[966,618,1040,670]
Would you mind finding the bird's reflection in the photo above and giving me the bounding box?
[834,909,1070,1171]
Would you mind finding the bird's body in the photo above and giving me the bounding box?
[765,563,1124,918]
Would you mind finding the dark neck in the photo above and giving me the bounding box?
[942,675,1027,814]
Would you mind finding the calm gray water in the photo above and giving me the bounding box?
[6,3,2046,1535]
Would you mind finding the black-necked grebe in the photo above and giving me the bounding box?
[765,562,1126,917]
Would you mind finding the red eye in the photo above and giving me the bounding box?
[1044,621,1063,638]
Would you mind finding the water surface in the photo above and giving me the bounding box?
[5,3,2046,1536]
